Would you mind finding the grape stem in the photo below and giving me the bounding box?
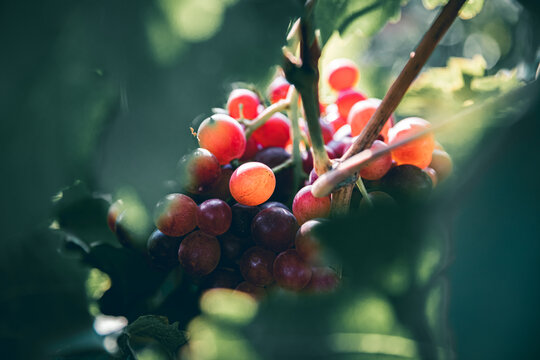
[288,87,305,196]
[244,86,295,138]
[329,0,467,216]
[271,158,294,174]
[283,0,332,177]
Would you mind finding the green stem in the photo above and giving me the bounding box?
[288,88,304,196]
[272,158,293,174]
[244,89,294,139]
[356,177,371,207]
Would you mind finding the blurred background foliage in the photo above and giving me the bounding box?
[0,0,539,359]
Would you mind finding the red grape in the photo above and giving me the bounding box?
[178,230,221,276]
[252,113,291,148]
[388,117,435,169]
[292,185,331,225]
[178,148,221,193]
[239,247,276,286]
[230,162,276,206]
[336,89,367,118]
[359,140,392,180]
[326,58,359,91]
[347,98,393,140]
[197,199,232,236]
[273,249,312,291]
[154,193,198,237]
[218,233,252,266]
[252,207,299,252]
[227,89,260,120]
[240,135,261,161]
[268,76,290,104]
[197,114,246,165]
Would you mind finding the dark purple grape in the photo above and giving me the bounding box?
[259,201,290,211]
[147,229,181,270]
[273,249,312,291]
[178,230,220,276]
[177,148,221,194]
[235,281,267,300]
[230,203,260,237]
[197,199,232,236]
[239,247,276,286]
[253,147,294,202]
[380,164,432,203]
[202,268,243,290]
[252,207,299,252]
[218,233,253,267]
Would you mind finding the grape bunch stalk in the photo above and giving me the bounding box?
[106,58,453,298]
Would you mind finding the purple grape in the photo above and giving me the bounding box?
[252,207,299,252]
[273,249,312,291]
[178,230,220,276]
[239,247,276,286]
[197,199,232,236]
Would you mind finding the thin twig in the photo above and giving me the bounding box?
[330,0,467,215]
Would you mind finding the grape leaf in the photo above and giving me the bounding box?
[119,315,186,359]
[315,0,407,44]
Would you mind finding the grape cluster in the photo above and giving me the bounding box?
[106,58,453,299]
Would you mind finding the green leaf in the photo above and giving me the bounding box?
[315,0,406,44]
[121,315,186,359]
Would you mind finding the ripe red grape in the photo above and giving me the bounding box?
[154,193,198,237]
[273,249,312,291]
[292,185,331,225]
[251,113,291,149]
[336,89,367,118]
[197,199,232,236]
[388,117,435,169]
[239,247,276,286]
[347,98,393,140]
[178,148,221,194]
[359,140,392,180]
[227,89,260,120]
[178,230,221,276]
[147,229,181,270]
[197,114,246,165]
[229,162,276,206]
[295,220,323,265]
[326,58,359,91]
[240,136,261,161]
[252,207,299,252]
[268,76,290,104]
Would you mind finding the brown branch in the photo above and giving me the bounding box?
[329,0,467,215]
